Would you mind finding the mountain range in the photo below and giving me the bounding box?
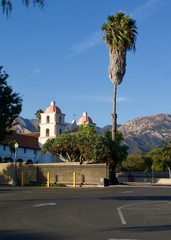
[13,114,171,155]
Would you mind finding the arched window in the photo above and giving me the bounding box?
[26,159,33,164]
[3,157,13,163]
[46,128,50,137]
[46,116,50,123]
[17,158,24,163]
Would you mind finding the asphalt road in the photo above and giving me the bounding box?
[0,185,171,240]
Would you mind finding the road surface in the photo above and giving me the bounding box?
[0,185,171,240]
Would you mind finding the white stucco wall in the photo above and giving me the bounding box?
[0,144,38,163]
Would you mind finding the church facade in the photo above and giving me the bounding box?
[0,101,96,164]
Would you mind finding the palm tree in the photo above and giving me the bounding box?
[102,12,138,141]
[1,0,45,16]
[35,109,43,121]
[35,109,43,132]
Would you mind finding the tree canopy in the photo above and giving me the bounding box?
[42,126,128,165]
[0,66,22,141]
[147,142,171,173]
[120,154,152,172]
[42,131,110,164]
[119,142,171,174]
[102,12,137,85]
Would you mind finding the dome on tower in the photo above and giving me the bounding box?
[45,101,61,114]
[77,112,95,125]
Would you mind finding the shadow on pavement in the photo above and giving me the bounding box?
[114,224,171,232]
[98,195,171,201]
[0,230,67,240]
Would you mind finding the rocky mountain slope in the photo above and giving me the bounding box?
[13,114,171,155]
[117,114,171,155]
[12,117,38,133]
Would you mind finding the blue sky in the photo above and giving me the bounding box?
[1,0,171,127]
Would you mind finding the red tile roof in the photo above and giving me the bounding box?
[0,133,40,150]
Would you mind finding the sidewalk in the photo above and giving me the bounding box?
[119,181,171,187]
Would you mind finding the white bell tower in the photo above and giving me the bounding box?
[38,101,66,147]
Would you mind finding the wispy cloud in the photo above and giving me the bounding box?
[64,0,167,59]
[58,93,131,103]
[28,68,42,77]
[59,94,110,102]
[117,97,131,103]
[131,0,166,21]
[64,31,102,59]
[33,68,42,74]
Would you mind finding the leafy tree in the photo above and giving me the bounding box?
[76,131,110,164]
[42,131,111,164]
[118,151,154,172]
[161,142,171,176]
[147,148,162,171]
[147,142,171,175]
[77,124,96,134]
[120,155,147,172]
[119,142,171,173]
[0,67,22,141]
[102,12,138,141]
[50,133,80,162]
[1,0,45,16]
[143,156,153,172]
[41,134,78,162]
[41,137,55,155]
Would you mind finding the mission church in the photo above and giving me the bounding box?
[0,101,96,164]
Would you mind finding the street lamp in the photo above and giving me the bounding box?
[13,142,19,186]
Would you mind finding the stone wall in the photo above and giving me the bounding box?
[0,163,14,184]
[0,163,109,186]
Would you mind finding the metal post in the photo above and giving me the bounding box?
[152,164,154,184]
[47,172,50,188]
[73,172,76,188]
[13,142,19,186]
[21,172,24,187]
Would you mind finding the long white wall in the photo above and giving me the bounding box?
[0,145,38,163]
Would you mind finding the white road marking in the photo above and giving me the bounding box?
[117,201,171,225]
[0,193,14,197]
[34,202,56,207]
[117,206,127,225]
[122,191,134,194]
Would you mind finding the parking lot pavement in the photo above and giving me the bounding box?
[0,186,171,240]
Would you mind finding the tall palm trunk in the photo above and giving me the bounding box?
[102,12,137,185]
[112,83,117,141]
